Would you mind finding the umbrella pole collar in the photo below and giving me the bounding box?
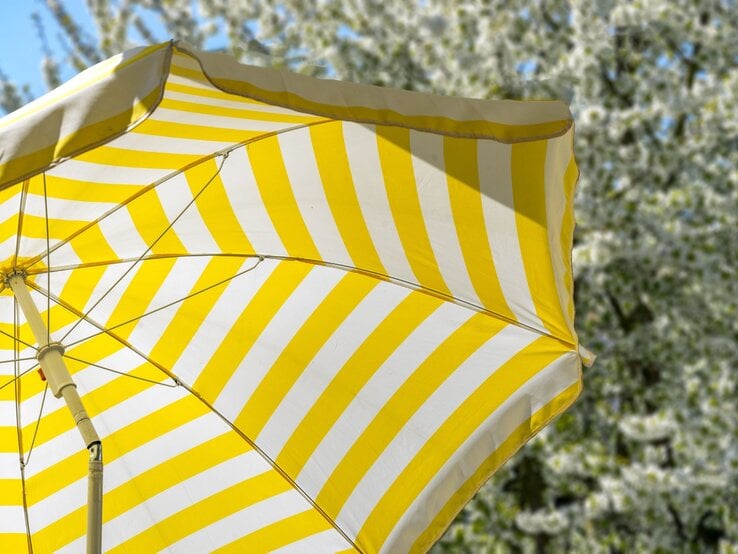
[4,271,103,554]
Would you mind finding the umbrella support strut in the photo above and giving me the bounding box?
[6,272,103,554]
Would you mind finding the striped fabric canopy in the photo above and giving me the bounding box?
[0,41,590,553]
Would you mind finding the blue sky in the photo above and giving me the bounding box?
[0,1,213,100]
[0,1,95,97]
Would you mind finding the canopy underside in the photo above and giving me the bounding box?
[0,42,583,553]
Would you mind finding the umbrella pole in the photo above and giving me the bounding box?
[6,272,103,554]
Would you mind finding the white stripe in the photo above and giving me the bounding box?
[0,236,17,269]
[96,204,150,259]
[166,490,311,553]
[0,190,21,222]
[478,140,544,332]
[278,127,352,264]
[342,122,416,283]
[108,130,232,154]
[545,131,576,338]
[297,301,468,496]
[148,107,294,132]
[46,160,169,185]
[60,450,267,553]
[214,264,343,422]
[219,147,286,255]
[166,73,218,91]
[164,89,310,116]
[410,130,478,304]
[171,258,278,386]
[337,324,536,536]
[0,505,26,533]
[259,281,410,457]
[21,194,116,224]
[156,173,220,254]
[382,351,580,553]
[0,453,20,479]
[270,529,352,554]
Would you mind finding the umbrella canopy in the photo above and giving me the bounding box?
[0,41,590,553]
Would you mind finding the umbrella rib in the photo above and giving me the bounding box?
[57,154,229,345]
[62,353,179,388]
[25,281,363,553]
[0,356,38,364]
[0,365,40,393]
[0,326,38,351]
[21,119,334,274]
[30,250,572,347]
[12,178,29,270]
[59,257,264,349]
[13,296,35,553]
[23,382,48,467]
[42,172,51,344]
[27,252,264,274]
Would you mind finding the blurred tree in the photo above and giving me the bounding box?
[1,1,736,552]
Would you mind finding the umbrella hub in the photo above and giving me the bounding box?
[36,341,65,359]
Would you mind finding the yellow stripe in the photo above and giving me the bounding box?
[247,138,321,259]
[315,312,503,517]
[377,126,450,296]
[235,271,376,437]
[444,136,515,319]
[32,432,251,551]
[125,181,185,255]
[0,534,29,553]
[169,62,215,86]
[184,159,255,254]
[0,478,20,500]
[133,118,262,142]
[109,469,291,553]
[511,141,571,342]
[13,214,85,244]
[310,122,385,273]
[0,426,18,453]
[193,261,312,401]
[215,509,333,553]
[276,291,441,476]
[357,339,570,550]
[74,146,201,169]
[0,367,43,405]
[41,174,144,203]
[410,380,581,553]
[561,155,578,322]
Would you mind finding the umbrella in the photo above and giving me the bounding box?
[0,41,592,553]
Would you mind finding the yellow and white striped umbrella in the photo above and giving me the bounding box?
[0,41,590,553]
